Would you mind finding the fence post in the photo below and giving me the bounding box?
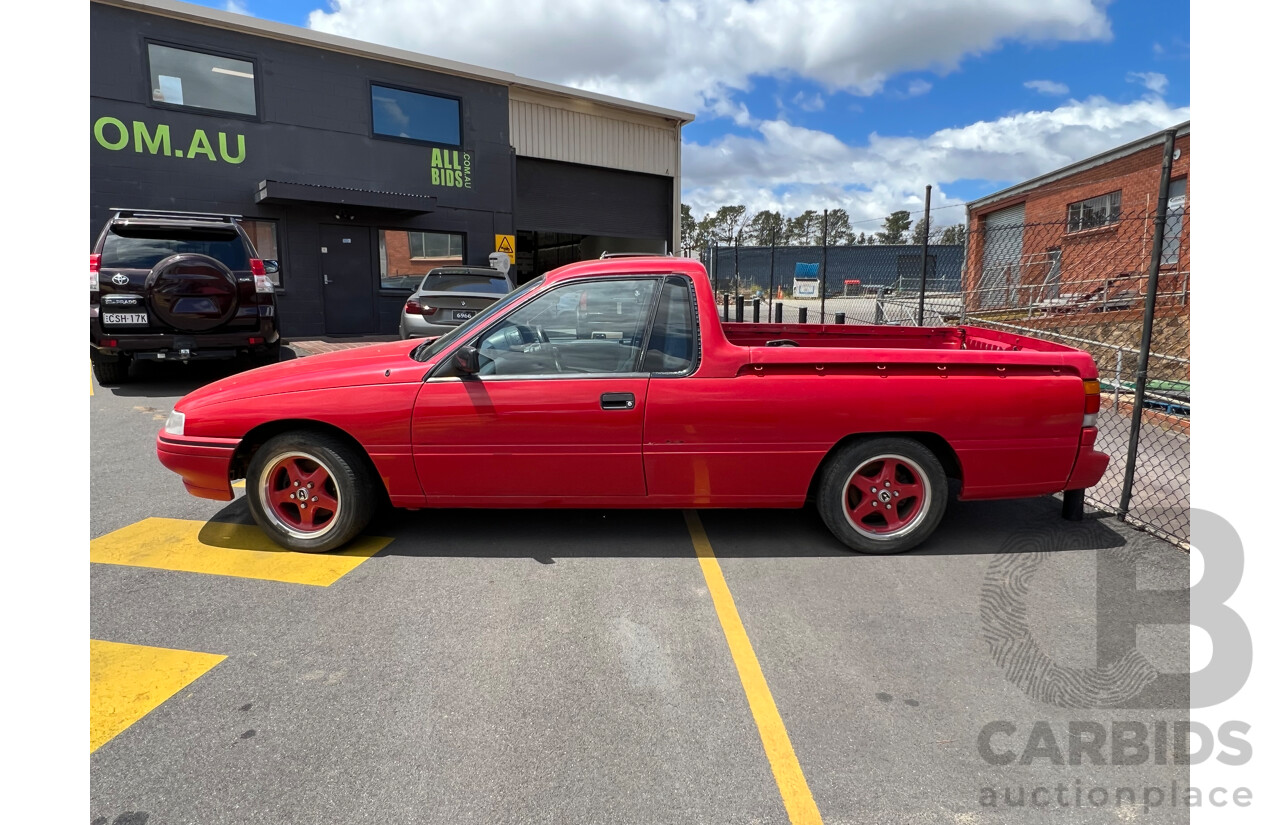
[820,209,828,324]
[723,292,730,322]
[834,312,845,324]
[918,185,931,326]
[735,295,744,323]
[1118,129,1177,519]
[768,225,777,318]
[875,288,886,325]
[774,302,783,323]
[799,306,808,324]
[752,297,760,323]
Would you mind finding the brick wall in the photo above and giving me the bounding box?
[964,133,1190,296]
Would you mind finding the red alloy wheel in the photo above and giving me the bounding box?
[259,451,342,539]
[841,454,931,539]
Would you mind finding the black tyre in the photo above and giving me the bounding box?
[91,351,129,385]
[246,431,377,553]
[816,437,948,554]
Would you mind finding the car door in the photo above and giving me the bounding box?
[411,277,662,502]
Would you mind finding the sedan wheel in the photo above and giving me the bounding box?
[246,432,376,553]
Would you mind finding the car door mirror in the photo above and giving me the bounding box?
[453,345,480,375]
[262,259,280,275]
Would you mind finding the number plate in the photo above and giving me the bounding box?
[103,313,148,325]
[453,310,475,320]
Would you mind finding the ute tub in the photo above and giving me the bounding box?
[155,432,238,501]
[723,323,1083,353]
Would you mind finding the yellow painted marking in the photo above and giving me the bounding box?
[684,510,823,825]
[90,639,225,752]
[90,517,389,586]
[90,362,94,396]
[231,479,245,489]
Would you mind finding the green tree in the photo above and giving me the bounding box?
[680,203,699,257]
[939,223,968,246]
[876,210,913,245]
[911,218,931,246]
[744,210,785,245]
[785,210,823,245]
[856,231,870,245]
[825,209,853,245]
[706,205,749,247]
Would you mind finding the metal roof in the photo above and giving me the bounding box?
[94,0,696,125]
[967,120,1190,211]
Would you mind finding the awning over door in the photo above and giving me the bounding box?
[255,180,437,214]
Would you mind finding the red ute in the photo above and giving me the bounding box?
[157,256,1109,554]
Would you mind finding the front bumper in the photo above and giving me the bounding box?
[156,431,239,501]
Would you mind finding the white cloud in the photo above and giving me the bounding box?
[224,0,250,14]
[792,91,825,112]
[905,79,933,97]
[1127,71,1168,95]
[308,0,1112,115]
[681,95,1191,221]
[1024,79,1070,95]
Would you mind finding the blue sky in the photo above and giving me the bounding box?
[202,0,1189,228]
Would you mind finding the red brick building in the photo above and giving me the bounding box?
[963,122,1189,313]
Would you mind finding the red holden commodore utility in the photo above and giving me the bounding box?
[157,256,1109,555]
[90,209,281,384]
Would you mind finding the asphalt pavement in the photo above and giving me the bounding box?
[91,356,1192,825]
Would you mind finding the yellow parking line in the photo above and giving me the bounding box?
[90,639,225,753]
[90,517,389,586]
[684,510,823,825]
[231,479,245,489]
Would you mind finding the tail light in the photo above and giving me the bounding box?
[404,299,437,316]
[249,259,274,293]
[90,253,100,292]
[1083,378,1101,427]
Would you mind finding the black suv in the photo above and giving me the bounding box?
[90,209,281,384]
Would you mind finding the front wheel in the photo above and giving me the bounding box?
[246,431,376,552]
[816,437,948,554]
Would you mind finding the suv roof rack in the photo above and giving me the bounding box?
[109,208,242,223]
[598,251,672,259]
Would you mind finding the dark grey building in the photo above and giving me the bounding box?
[708,244,966,296]
[91,0,693,337]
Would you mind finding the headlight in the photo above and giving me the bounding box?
[164,410,185,436]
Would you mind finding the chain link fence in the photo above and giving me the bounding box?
[706,204,1190,547]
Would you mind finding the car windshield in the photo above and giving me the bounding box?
[411,276,545,362]
[102,227,249,270]
[419,273,510,294]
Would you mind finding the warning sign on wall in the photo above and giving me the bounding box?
[494,234,515,255]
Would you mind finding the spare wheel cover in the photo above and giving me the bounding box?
[146,253,240,332]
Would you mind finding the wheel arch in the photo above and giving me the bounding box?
[806,431,963,503]
[230,419,389,504]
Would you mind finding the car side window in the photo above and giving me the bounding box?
[473,279,659,377]
[641,277,696,374]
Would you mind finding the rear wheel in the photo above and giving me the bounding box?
[817,437,948,554]
[246,432,376,553]
[91,351,129,385]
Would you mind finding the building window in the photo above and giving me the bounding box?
[1067,191,1122,233]
[147,43,257,117]
[379,229,465,289]
[371,85,461,146]
[1161,178,1187,266]
[241,220,281,286]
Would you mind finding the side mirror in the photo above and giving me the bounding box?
[453,345,480,375]
[262,259,280,275]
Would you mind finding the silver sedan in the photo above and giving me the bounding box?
[399,266,516,339]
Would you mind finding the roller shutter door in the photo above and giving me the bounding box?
[516,157,671,240]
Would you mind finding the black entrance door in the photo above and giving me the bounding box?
[320,225,375,334]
